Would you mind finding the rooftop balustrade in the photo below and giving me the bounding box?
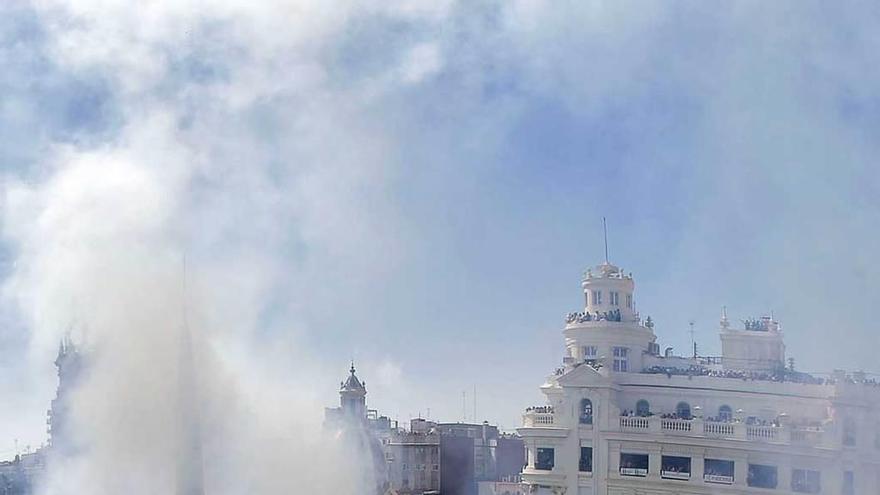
[616,415,830,447]
[523,406,556,427]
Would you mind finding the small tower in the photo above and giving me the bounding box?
[582,262,636,322]
[340,362,367,420]
[720,314,786,373]
[564,259,657,373]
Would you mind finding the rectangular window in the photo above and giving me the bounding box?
[792,469,821,493]
[704,459,734,484]
[620,453,648,477]
[592,290,602,305]
[610,291,619,306]
[661,456,691,480]
[535,448,554,471]
[613,347,629,372]
[626,294,632,309]
[748,464,778,489]
[579,447,592,473]
[583,346,598,359]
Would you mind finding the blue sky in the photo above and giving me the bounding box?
[2,0,880,455]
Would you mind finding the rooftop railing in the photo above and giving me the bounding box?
[616,416,828,447]
[523,406,555,427]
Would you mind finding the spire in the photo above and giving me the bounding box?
[350,361,356,375]
[720,306,730,329]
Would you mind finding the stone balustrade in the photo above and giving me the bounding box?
[617,416,829,447]
[523,410,556,427]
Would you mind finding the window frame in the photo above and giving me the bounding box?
[612,347,629,372]
[535,447,555,471]
[579,447,593,473]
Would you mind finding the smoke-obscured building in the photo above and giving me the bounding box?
[0,452,44,495]
[324,364,392,494]
[47,336,84,455]
[383,418,524,495]
[0,337,80,495]
[518,258,880,494]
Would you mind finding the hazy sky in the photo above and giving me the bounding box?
[2,0,880,455]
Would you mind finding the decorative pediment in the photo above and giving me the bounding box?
[557,363,616,389]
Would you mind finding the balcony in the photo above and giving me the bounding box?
[523,407,555,427]
[617,416,828,447]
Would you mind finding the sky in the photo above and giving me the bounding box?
[1,0,880,466]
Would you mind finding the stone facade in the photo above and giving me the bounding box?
[518,260,880,495]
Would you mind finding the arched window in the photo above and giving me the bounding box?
[676,402,692,420]
[580,399,593,424]
[636,400,650,417]
[719,405,733,422]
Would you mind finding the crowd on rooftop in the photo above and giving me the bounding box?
[525,406,554,414]
[565,309,623,324]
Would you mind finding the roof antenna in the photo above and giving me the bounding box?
[603,217,610,263]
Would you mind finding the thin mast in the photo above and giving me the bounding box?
[603,217,609,263]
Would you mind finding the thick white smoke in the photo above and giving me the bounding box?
[0,0,438,492]
[2,111,381,493]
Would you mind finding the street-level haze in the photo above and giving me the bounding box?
[2,1,880,492]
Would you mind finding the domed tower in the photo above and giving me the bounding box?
[340,362,367,420]
[563,261,657,373]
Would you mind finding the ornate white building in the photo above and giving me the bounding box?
[518,260,880,495]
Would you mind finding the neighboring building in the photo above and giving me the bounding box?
[518,259,880,495]
[0,336,81,495]
[441,433,475,495]
[0,452,44,495]
[435,423,525,485]
[385,420,524,495]
[386,419,441,495]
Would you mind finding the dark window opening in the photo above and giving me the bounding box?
[792,469,820,493]
[579,447,592,473]
[843,419,856,446]
[748,464,778,489]
[535,448,554,471]
[620,453,648,477]
[675,402,691,419]
[661,456,691,480]
[704,459,734,484]
[579,399,593,425]
[636,399,650,417]
[718,405,733,421]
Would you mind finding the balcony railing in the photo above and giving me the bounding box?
[661,470,690,480]
[616,416,828,447]
[661,418,693,432]
[523,410,555,427]
[704,421,735,437]
[704,474,734,484]
[619,416,649,430]
[620,467,648,477]
[747,424,779,441]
